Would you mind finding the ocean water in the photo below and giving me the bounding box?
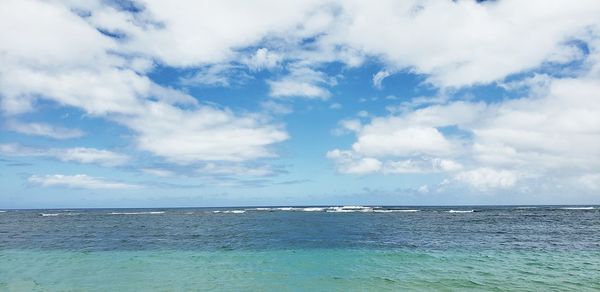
[1,206,599,291]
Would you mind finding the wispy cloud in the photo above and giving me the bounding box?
[0,143,129,167]
[28,174,141,189]
[5,121,84,139]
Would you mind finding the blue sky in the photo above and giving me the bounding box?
[2,0,600,208]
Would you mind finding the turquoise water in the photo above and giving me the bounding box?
[2,249,599,291]
[1,206,599,290]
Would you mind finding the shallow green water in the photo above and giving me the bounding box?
[1,249,599,291]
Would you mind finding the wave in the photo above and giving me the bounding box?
[515,207,537,209]
[448,210,474,213]
[40,213,59,217]
[275,207,295,211]
[0,210,6,213]
[560,207,594,210]
[108,211,165,215]
[213,210,245,214]
[374,209,419,213]
[327,206,372,213]
[40,213,80,217]
[244,206,419,213]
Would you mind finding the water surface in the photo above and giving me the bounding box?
[1,206,599,291]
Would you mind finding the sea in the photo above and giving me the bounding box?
[0,205,599,291]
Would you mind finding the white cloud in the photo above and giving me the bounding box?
[353,126,455,158]
[5,121,84,139]
[329,73,600,194]
[372,70,391,89]
[244,48,281,71]
[268,67,333,99]
[0,0,289,166]
[382,158,463,174]
[327,0,600,87]
[141,168,176,177]
[28,174,140,189]
[3,0,600,195]
[326,149,381,174]
[196,163,273,177]
[57,148,129,167]
[0,143,129,167]
[123,103,288,164]
[454,168,518,190]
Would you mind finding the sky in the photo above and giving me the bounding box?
[1,0,600,208]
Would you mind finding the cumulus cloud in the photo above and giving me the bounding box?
[244,48,281,71]
[329,73,600,191]
[3,0,600,195]
[454,168,519,190]
[0,0,289,167]
[28,174,140,189]
[326,149,382,174]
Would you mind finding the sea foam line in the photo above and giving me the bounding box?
[40,213,80,217]
[108,211,165,215]
[374,209,419,213]
[448,210,474,213]
[213,210,245,214]
[244,206,420,213]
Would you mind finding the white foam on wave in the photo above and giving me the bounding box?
[515,207,537,209]
[0,210,6,213]
[301,207,326,212]
[109,211,165,215]
[40,212,80,217]
[249,207,274,211]
[326,206,374,213]
[561,207,594,210]
[243,206,420,213]
[213,210,245,214]
[448,210,474,213]
[374,209,419,213]
[275,207,295,211]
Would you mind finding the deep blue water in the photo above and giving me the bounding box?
[1,206,599,290]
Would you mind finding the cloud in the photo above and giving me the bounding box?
[3,0,600,196]
[454,168,518,190]
[28,174,140,189]
[326,149,382,174]
[122,103,288,164]
[180,64,252,87]
[196,163,274,177]
[244,48,281,71]
[5,121,84,139]
[0,0,289,167]
[329,72,600,192]
[268,67,333,99]
[328,1,600,87]
[0,143,129,167]
[372,70,391,89]
[141,168,176,177]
